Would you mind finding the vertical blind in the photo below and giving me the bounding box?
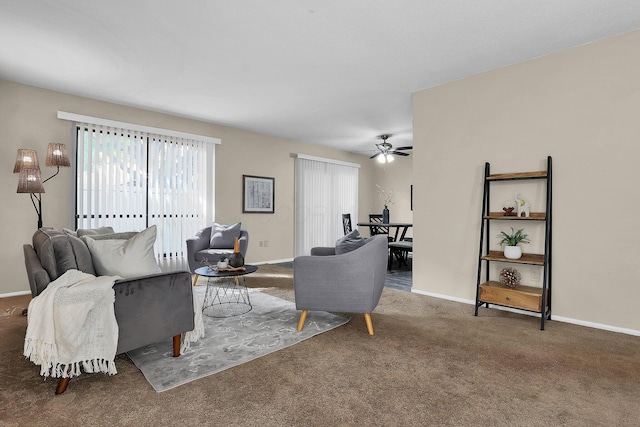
[295,156,359,256]
[76,123,213,270]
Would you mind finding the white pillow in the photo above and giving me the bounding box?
[85,225,162,278]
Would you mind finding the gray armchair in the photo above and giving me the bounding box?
[293,234,388,335]
[186,225,249,282]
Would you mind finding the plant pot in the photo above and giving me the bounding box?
[503,245,522,260]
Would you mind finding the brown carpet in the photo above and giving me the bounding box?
[1,264,639,426]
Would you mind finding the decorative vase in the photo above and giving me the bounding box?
[382,205,390,223]
[228,237,245,267]
[503,245,522,260]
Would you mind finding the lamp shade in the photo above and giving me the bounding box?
[13,149,40,173]
[46,143,70,167]
[17,168,45,193]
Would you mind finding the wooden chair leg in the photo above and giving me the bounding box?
[364,313,374,336]
[192,274,199,286]
[55,377,70,395]
[173,335,181,357]
[297,310,308,332]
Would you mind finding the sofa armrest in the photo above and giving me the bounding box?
[310,247,336,256]
[113,270,194,354]
[238,229,249,256]
[23,244,51,298]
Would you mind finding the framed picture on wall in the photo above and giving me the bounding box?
[243,175,275,213]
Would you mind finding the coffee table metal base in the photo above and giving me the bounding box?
[202,276,252,318]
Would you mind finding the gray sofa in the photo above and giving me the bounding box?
[293,234,388,335]
[23,227,195,394]
[186,225,249,274]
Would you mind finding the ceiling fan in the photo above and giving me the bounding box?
[369,134,413,163]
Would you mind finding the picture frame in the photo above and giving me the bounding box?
[243,175,275,213]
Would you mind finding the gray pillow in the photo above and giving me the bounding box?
[210,222,241,248]
[335,229,367,255]
[77,226,115,237]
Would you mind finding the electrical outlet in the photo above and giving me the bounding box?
[530,268,540,282]
[264,240,268,247]
[259,241,264,247]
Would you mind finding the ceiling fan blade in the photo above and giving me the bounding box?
[369,152,381,159]
[390,151,410,156]
[394,146,413,151]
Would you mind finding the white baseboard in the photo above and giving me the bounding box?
[0,290,31,299]
[411,289,640,337]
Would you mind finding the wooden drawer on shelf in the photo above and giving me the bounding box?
[479,281,545,312]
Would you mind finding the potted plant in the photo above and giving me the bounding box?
[497,227,530,259]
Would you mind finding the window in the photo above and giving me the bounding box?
[295,155,359,256]
[71,116,217,271]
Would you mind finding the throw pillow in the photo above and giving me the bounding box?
[77,226,116,238]
[210,222,242,248]
[84,225,162,278]
[84,231,139,241]
[335,229,367,255]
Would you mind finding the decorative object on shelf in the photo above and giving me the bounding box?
[499,267,521,288]
[515,193,530,218]
[228,237,245,267]
[13,143,71,228]
[243,175,275,213]
[502,207,516,216]
[497,227,530,260]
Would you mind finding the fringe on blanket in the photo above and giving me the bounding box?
[24,338,117,379]
[180,290,205,354]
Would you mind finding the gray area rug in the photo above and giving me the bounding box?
[127,286,349,392]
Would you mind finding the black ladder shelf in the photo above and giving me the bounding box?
[474,156,553,330]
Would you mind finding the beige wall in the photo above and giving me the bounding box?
[412,30,640,332]
[0,79,383,295]
[367,155,413,237]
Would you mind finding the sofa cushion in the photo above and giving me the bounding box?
[32,228,96,280]
[77,226,115,238]
[209,222,241,248]
[335,229,367,255]
[84,225,162,278]
[81,231,139,241]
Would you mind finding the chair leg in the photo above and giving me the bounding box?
[192,274,199,286]
[173,335,181,357]
[364,313,374,336]
[297,310,308,332]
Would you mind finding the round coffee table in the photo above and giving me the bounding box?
[194,265,258,318]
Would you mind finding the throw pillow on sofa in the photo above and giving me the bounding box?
[84,225,162,278]
[210,222,241,248]
[335,229,368,255]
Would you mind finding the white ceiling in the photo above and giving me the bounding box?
[2,1,640,156]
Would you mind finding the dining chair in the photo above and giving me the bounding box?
[368,214,389,237]
[341,213,352,235]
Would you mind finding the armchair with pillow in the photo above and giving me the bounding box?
[186,222,249,283]
[23,225,198,394]
[293,232,388,335]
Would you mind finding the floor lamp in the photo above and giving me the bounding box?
[14,143,70,229]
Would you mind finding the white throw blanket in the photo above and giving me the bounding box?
[24,270,119,379]
[181,290,205,354]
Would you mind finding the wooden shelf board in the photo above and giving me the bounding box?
[478,281,546,312]
[487,171,547,181]
[485,212,546,220]
[480,281,543,296]
[481,250,545,265]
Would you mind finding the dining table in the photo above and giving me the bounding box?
[356,222,413,242]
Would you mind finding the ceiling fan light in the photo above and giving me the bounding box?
[386,154,394,163]
[377,154,386,164]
